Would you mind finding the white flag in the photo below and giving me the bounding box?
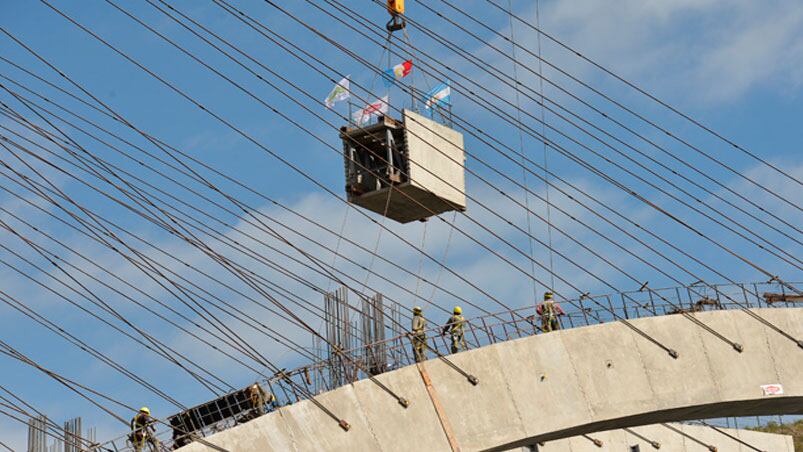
[352,95,389,126]
[324,76,350,108]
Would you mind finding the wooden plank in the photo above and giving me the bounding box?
[417,363,461,452]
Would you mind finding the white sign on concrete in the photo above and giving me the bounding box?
[761,384,784,395]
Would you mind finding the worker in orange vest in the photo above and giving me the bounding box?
[536,292,565,332]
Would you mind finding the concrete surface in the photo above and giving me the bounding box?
[404,108,466,211]
[522,422,795,452]
[179,308,803,452]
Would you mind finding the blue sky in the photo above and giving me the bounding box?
[0,0,802,447]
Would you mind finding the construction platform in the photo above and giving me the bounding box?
[341,109,466,223]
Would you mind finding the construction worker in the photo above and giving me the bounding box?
[247,382,276,418]
[536,292,565,332]
[441,306,466,354]
[411,306,426,362]
[130,407,160,452]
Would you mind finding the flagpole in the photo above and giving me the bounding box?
[411,83,416,113]
[387,33,393,114]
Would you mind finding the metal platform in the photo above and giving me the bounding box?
[341,109,466,223]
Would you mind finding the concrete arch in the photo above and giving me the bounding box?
[181,308,803,451]
[532,423,795,452]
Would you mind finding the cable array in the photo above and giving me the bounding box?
[0,0,799,446]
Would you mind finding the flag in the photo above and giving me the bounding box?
[352,95,389,126]
[324,76,350,108]
[382,60,413,87]
[424,81,451,109]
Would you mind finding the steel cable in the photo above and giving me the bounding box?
[315,0,803,273]
[415,0,803,239]
[480,0,803,189]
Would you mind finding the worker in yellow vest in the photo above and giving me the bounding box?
[442,306,467,354]
[411,306,427,362]
[248,382,275,417]
[130,407,160,452]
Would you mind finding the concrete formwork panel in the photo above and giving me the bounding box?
[494,328,595,436]
[751,308,803,397]
[179,407,296,452]
[342,110,466,223]
[403,109,466,211]
[690,310,779,403]
[351,364,453,452]
[423,343,527,450]
[277,384,382,451]
[561,321,657,421]
[626,312,720,411]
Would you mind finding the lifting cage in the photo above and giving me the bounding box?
[341,109,466,223]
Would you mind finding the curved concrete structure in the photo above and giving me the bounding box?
[179,423,798,452]
[181,308,803,451]
[529,423,795,452]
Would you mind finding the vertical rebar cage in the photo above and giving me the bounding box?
[362,293,387,375]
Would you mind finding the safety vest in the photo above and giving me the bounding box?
[447,315,465,335]
[249,385,266,407]
[130,413,153,437]
[543,301,557,321]
[412,314,426,334]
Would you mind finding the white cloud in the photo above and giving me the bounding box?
[496,0,803,104]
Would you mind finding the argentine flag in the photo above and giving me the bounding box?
[424,81,451,109]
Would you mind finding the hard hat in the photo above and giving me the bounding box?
[543,292,553,300]
[139,407,150,414]
[413,306,422,313]
[453,306,462,314]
